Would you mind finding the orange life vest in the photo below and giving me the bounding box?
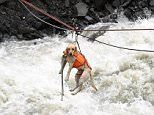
[63,50,92,69]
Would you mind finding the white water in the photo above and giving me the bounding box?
[0,18,154,115]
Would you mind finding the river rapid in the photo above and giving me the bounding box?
[0,18,154,115]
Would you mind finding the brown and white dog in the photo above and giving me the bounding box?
[59,43,97,95]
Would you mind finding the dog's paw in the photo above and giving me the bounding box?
[69,89,74,92]
[59,71,62,74]
[71,92,77,95]
[59,69,63,74]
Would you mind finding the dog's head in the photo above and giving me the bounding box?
[66,43,77,56]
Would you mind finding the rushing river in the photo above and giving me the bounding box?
[0,18,154,115]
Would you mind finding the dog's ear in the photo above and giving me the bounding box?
[63,48,68,55]
[66,48,69,53]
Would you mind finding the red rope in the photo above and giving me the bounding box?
[20,0,75,30]
[20,0,154,32]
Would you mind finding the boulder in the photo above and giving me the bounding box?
[149,0,154,6]
[0,0,9,4]
[0,0,153,42]
[94,0,108,11]
[149,0,154,11]
[112,0,132,8]
[112,0,120,8]
[105,2,114,13]
[121,0,132,7]
[65,0,70,7]
[75,2,88,16]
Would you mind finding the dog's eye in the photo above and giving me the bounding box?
[67,48,70,51]
[72,48,74,51]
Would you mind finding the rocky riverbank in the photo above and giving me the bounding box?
[0,0,154,42]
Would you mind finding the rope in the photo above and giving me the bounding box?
[75,32,82,52]
[18,0,154,53]
[19,0,154,33]
[18,0,154,33]
[78,34,154,53]
[78,28,154,32]
[18,0,69,31]
[19,0,75,31]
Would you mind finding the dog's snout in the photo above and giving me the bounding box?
[69,53,73,56]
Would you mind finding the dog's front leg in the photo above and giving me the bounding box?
[65,64,73,81]
[70,85,78,92]
[70,75,80,92]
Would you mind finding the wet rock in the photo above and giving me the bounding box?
[112,0,132,8]
[138,0,148,8]
[0,32,3,42]
[84,0,90,3]
[65,0,70,7]
[101,13,118,23]
[121,0,132,7]
[82,25,109,42]
[121,0,150,21]
[75,2,88,16]
[87,9,100,22]
[3,34,10,40]
[149,0,154,12]
[85,16,93,22]
[0,0,9,4]
[0,0,153,42]
[149,0,154,6]
[10,36,17,41]
[124,9,135,21]
[105,2,114,13]
[112,0,120,8]
[16,34,23,40]
[94,0,108,11]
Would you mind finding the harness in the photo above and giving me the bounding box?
[63,50,92,70]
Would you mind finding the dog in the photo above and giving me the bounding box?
[59,43,97,95]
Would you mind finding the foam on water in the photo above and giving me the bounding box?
[0,18,154,115]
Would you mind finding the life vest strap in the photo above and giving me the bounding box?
[76,69,84,78]
[63,50,92,70]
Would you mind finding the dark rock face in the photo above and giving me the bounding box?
[150,0,154,12]
[75,2,88,16]
[94,0,108,11]
[0,0,9,4]
[0,0,154,42]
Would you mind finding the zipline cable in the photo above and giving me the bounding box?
[18,0,69,31]
[19,0,74,31]
[77,28,154,32]
[78,34,154,53]
[75,32,82,52]
[19,0,154,32]
[18,0,154,53]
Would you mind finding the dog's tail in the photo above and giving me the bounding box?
[90,72,97,91]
